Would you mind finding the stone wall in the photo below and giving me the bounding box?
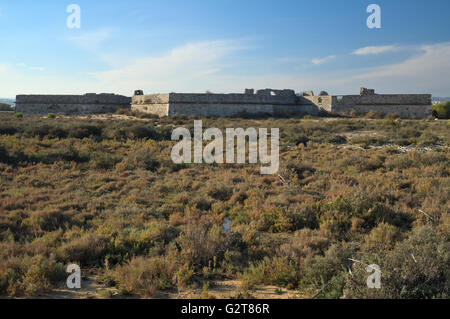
[15,94,131,114]
[17,88,431,118]
[303,88,432,119]
[131,90,320,117]
[333,92,432,118]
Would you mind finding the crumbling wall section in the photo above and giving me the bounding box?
[15,94,131,114]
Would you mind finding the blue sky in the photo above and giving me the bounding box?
[1,0,450,97]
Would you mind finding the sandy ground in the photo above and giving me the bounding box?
[41,277,304,299]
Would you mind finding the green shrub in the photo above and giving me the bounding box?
[68,125,102,138]
[344,226,449,298]
[47,113,56,119]
[0,146,9,163]
[300,243,357,298]
[92,153,122,169]
[432,102,450,119]
[241,256,300,289]
[14,113,23,118]
[207,184,233,201]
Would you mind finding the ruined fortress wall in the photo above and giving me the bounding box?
[168,93,298,105]
[131,94,170,116]
[340,94,431,106]
[333,103,432,118]
[131,93,318,117]
[333,94,432,118]
[303,96,334,112]
[16,94,131,114]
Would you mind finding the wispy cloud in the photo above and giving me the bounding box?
[351,42,450,93]
[17,63,45,71]
[91,40,244,93]
[312,55,336,65]
[29,66,45,71]
[352,45,397,55]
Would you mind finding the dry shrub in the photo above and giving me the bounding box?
[112,256,178,297]
[240,256,300,289]
[0,255,65,297]
[177,221,245,268]
[364,222,400,250]
[116,144,160,172]
[57,233,109,266]
[279,228,330,260]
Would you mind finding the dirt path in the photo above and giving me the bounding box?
[43,277,304,299]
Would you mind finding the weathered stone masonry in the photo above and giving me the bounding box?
[131,88,432,119]
[303,88,432,119]
[15,93,131,114]
[132,89,320,117]
[15,87,432,119]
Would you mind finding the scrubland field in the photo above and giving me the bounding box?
[0,111,448,299]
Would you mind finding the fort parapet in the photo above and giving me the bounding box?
[303,88,432,118]
[15,93,131,114]
[132,89,319,117]
[131,88,432,119]
[15,88,432,118]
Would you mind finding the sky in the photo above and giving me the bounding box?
[1,0,450,97]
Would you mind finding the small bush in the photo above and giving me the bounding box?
[92,153,122,169]
[385,113,400,120]
[432,102,450,119]
[208,184,233,201]
[344,226,449,298]
[47,113,56,119]
[14,113,23,118]
[241,256,300,289]
[116,145,160,172]
[57,233,109,266]
[365,111,385,119]
[112,256,178,297]
[68,125,102,138]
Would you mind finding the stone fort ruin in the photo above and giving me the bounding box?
[15,93,131,115]
[16,88,432,119]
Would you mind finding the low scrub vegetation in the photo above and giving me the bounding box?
[432,101,450,119]
[0,114,448,298]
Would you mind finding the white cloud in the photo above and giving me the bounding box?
[350,43,450,93]
[352,45,397,55]
[90,40,243,94]
[312,55,336,65]
[2,41,450,98]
